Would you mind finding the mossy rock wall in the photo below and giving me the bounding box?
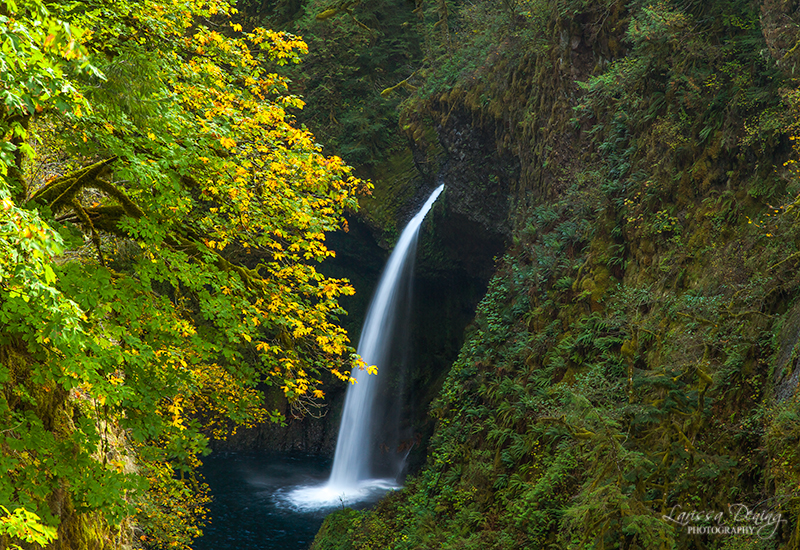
[0,347,124,550]
[312,0,800,548]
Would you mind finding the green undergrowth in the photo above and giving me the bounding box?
[314,168,800,549]
[313,0,800,548]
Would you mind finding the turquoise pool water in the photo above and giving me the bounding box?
[194,452,333,550]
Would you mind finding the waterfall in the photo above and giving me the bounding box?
[328,183,444,489]
[283,184,444,509]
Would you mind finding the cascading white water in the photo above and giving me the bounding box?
[283,184,444,509]
[328,183,445,488]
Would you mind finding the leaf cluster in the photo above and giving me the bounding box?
[0,0,370,546]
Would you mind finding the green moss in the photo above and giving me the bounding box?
[309,0,800,547]
[311,508,361,550]
[53,503,117,550]
[1,346,121,550]
[357,147,423,238]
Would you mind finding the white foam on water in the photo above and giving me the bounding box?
[279,478,400,511]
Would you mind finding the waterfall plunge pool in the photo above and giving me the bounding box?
[194,451,398,550]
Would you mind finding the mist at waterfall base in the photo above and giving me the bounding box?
[285,183,445,510]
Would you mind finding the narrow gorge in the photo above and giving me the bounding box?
[4,1,800,550]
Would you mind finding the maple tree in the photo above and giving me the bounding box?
[0,0,369,547]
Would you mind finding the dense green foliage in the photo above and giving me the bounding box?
[7,0,800,547]
[0,0,369,547]
[312,0,800,548]
[241,0,423,168]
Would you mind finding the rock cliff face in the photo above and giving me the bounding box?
[431,109,515,238]
[211,407,340,454]
[420,109,516,280]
